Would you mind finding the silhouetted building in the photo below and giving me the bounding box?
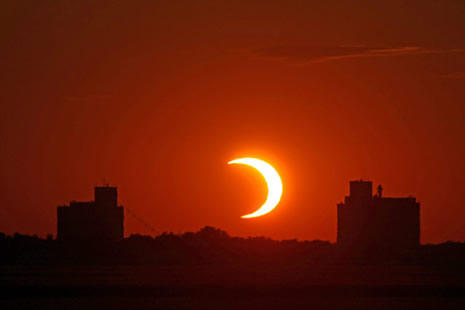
[337,180,420,253]
[57,186,124,242]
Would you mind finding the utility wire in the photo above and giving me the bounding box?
[123,206,158,236]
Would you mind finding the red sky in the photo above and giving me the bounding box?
[1,1,465,243]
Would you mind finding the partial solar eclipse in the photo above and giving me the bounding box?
[228,157,283,218]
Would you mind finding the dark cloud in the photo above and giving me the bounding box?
[254,45,465,65]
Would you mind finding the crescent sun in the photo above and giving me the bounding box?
[228,157,283,218]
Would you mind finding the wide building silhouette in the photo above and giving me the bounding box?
[57,186,124,242]
[337,180,420,252]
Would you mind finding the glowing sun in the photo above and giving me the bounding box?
[228,157,283,218]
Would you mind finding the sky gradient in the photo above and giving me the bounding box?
[1,1,465,243]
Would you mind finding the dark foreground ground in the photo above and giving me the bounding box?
[2,264,465,310]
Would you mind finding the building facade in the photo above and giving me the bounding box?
[337,180,420,252]
[57,186,124,242]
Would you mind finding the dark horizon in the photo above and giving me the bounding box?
[3,225,465,264]
[4,225,465,246]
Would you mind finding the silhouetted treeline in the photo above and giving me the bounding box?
[2,227,465,266]
[118,227,333,265]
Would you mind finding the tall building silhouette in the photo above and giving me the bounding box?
[337,180,420,252]
[57,186,124,242]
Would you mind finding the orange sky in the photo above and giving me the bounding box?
[1,1,465,243]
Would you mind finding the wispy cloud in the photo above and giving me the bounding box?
[254,45,465,65]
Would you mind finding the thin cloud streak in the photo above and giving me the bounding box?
[254,45,465,65]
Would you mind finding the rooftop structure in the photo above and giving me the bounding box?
[337,180,420,253]
[57,186,124,242]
